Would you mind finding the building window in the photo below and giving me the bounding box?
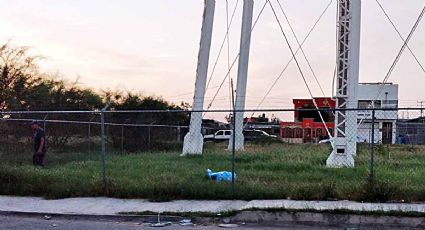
[293,128,303,138]
[316,128,323,137]
[284,128,292,138]
[382,100,398,108]
[358,100,381,109]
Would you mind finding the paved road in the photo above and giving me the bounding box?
[0,214,344,230]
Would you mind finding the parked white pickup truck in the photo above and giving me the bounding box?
[204,130,232,142]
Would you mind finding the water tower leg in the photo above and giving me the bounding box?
[228,0,254,151]
[182,0,216,156]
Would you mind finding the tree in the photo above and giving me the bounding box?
[0,42,40,110]
[0,43,104,111]
[0,42,190,151]
[107,92,190,152]
[0,43,104,149]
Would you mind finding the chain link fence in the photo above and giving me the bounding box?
[0,108,424,201]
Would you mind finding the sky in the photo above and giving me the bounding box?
[1,0,425,119]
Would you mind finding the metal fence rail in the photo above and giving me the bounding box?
[1,107,424,200]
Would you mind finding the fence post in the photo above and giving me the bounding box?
[101,102,111,191]
[88,123,91,153]
[370,109,376,179]
[43,114,48,132]
[177,127,181,142]
[121,125,124,153]
[231,80,236,197]
[43,114,48,150]
[88,116,95,154]
[148,126,151,149]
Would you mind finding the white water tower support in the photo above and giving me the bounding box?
[228,0,254,151]
[327,0,361,167]
[182,0,216,156]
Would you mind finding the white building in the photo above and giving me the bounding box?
[357,83,399,144]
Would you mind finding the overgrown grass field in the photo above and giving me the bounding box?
[0,143,424,202]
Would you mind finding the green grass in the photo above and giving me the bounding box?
[0,143,424,202]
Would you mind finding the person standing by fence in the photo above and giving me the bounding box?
[31,120,47,167]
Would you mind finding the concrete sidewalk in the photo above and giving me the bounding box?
[0,196,424,216]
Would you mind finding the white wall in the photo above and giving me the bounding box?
[358,83,398,101]
[357,122,379,143]
[357,83,399,120]
[357,121,397,144]
[356,83,398,144]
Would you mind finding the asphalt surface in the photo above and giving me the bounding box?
[0,214,345,230]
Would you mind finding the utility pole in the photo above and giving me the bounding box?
[327,0,362,168]
[182,0,216,156]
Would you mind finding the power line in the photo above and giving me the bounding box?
[205,0,269,111]
[358,5,425,128]
[374,5,425,103]
[267,0,332,137]
[205,0,240,91]
[225,0,233,111]
[167,85,221,99]
[375,0,425,75]
[276,0,327,97]
[252,0,334,114]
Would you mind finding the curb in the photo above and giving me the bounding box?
[1,209,425,229]
[0,211,184,223]
[231,210,425,229]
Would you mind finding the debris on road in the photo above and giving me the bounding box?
[218,223,239,228]
[150,212,172,227]
[150,222,172,227]
[179,219,194,226]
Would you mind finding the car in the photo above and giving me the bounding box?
[204,129,278,143]
[318,136,368,144]
[242,129,279,141]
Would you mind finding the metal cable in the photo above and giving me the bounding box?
[205,1,268,111]
[268,0,332,137]
[375,0,425,75]
[358,5,425,128]
[252,0,333,113]
[205,0,240,91]
[375,5,425,103]
[226,0,233,111]
[276,0,327,97]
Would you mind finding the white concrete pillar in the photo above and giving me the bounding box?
[182,0,216,156]
[228,0,254,151]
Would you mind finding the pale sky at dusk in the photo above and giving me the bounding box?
[1,0,425,116]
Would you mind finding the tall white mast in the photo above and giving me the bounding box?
[182,0,216,156]
[229,0,254,151]
[327,0,361,167]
